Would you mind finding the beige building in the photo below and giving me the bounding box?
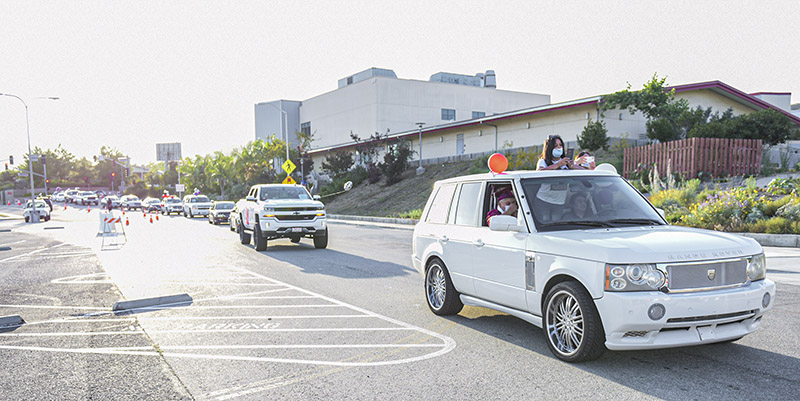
[308,80,800,170]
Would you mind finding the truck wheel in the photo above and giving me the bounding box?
[543,281,606,362]
[238,220,251,245]
[425,258,463,315]
[45,215,50,222]
[290,236,301,243]
[254,223,267,251]
[313,229,328,249]
[189,211,193,218]
[25,216,30,223]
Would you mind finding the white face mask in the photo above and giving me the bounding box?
[498,205,508,213]
[552,148,563,158]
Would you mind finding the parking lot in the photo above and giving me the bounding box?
[1,202,799,400]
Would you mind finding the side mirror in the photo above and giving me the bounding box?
[246,196,256,202]
[489,215,523,232]
[313,195,321,200]
[656,208,666,220]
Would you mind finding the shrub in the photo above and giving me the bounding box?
[396,209,423,219]
[766,178,795,195]
[776,197,800,220]
[680,187,758,230]
[469,155,491,174]
[760,196,793,217]
[765,217,791,234]
[746,220,767,233]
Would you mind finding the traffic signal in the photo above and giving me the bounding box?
[111,172,116,177]
[4,163,7,171]
[125,167,130,177]
[40,155,46,164]
[9,155,13,165]
[84,177,89,184]
[46,179,50,184]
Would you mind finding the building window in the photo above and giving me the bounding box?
[301,122,311,136]
[472,111,485,119]
[346,76,353,85]
[442,108,456,121]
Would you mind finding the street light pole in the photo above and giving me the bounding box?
[415,122,425,175]
[0,93,58,222]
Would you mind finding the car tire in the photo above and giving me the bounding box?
[313,229,328,249]
[425,258,463,315]
[543,281,606,363]
[254,222,267,251]
[290,236,301,243]
[238,220,251,244]
[25,216,30,223]
[189,211,193,218]
[44,215,50,222]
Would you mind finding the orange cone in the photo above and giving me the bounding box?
[125,217,129,226]
[149,216,153,223]
[87,207,91,213]
[64,204,67,210]
[155,214,159,221]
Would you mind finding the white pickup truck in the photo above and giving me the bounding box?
[235,184,328,251]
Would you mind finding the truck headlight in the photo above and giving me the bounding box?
[747,253,766,281]
[263,206,274,212]
[606,264,666,292]
[316,205,324,210]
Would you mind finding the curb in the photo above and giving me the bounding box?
[0,315,24,327]
[112,293,193,312]
[328,214,419,226]
[735,233,800,248]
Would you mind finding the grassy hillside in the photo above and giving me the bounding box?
[324,160,476,217]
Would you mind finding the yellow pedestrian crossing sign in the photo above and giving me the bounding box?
[282,176,296,185]
[282,160,296,175]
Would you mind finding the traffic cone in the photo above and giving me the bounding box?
[155,214,159,221]
[149,216,153,223]
[125,217,129,226]
[64,204,67,210]
[87,206,91,213]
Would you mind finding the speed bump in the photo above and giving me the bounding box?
[0,315,24,327]
[112,293,192,313]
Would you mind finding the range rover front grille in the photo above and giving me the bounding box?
[666,259,748,292]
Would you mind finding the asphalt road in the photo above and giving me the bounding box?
[0,203,799,400]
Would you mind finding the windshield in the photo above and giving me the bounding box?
[190,196,210,203]
[125,196,139,201]
[520,176,664,232]
[215,202,234,209]
[260,186,311,201]
[81,192,94,196]
[166,198,180,203]
[26,201,47,208]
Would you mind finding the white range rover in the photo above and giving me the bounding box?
[412,167,775,362]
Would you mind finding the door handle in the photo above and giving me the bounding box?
[472,239,484,247]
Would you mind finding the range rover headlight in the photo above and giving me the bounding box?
[747,253,766,281]
[606,264,665,292]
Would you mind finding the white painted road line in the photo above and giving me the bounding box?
[0,243,67,263]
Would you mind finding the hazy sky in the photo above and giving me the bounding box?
[1,1,798,165]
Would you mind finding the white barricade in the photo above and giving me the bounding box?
[98,212,126,247]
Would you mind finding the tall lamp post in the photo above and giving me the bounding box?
[415,122,425,175]
[264,102,290,164]
[0,93,59,223]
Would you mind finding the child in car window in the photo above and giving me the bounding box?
[486,187,518,225]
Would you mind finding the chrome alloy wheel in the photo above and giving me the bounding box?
[426,264,447,310]
[546,290,584,357]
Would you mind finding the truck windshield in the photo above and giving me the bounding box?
[260,187,311,201]
[520,176,664,232]
[190,196,210,203]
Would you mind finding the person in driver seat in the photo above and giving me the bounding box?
[486,187,518,225]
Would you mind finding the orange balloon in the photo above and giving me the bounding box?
[487,153,508,174]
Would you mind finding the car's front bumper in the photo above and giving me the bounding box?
[258,216,326,238]
[596,279,775,350]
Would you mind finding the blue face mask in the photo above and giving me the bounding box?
[552,148,563,158]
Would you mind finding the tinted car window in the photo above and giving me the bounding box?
[425,183,456,224]
[454,182,481,226]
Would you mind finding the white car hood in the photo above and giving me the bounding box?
[533,225,761,264]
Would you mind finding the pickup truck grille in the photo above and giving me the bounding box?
[666,259,748,292]
[274,207,318,212]
[275,215,315,221]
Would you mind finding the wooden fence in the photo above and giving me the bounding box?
[623,138,762,179]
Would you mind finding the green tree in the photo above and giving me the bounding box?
[381,139,414,185]
[601,74,690,142]
[577,120,609,151]
[321,151,353,177]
